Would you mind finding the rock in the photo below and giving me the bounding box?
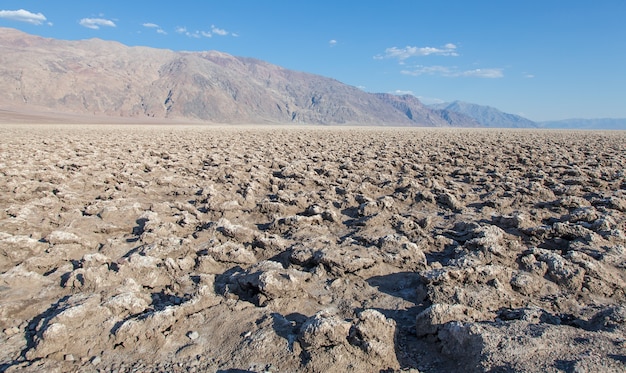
[464,225,506,256]
[415,304,483,337]
[45,230,81,245]
[4,326,20,336]
[592,216,616,232]
[599,197,626,212]
[81,252,111,267]
[584,305,626,332]
[566,207,599,224]
[207,242,257,264]
[348,309,397,362]
[303,204,325,216]
[41,322,68,343]
[112,307,177,349]
[257,269,308,300]
[298,309,351,349]
[317,245,377,275]
[289,244,323,267]
[553,222,594,241]
[437,321,484,365]
[557,196,591,209]
[24,294,113,360]
[0,264,54,287]
[223,261,312,305]
[534,249,586,291]
[358,196,395,216]
[518,253,548,276]
[103,291,151,315]
[217,218,257,243]
[417,190,436,203]
[510,271,544,296]
[493,212,529,229]
[437,193,464,212]
[497,307,561,324]
[258,201,286,215]
[187,331,200,340]
[378,235,427,270]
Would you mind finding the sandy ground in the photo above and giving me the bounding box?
[0,124,625,373]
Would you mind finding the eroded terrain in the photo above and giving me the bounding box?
[0,124,625,372]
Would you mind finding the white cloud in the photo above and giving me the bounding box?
[0,9,47,25]
[401,65,452,76]
[375,44,458,61]
[175,25,233,39]
[392,90,414,96]
[329,39,337,47]
[459,68,503,78]
[211,25,228,36]
[401,65,503,78]
[79,18,116,30]
[176,26,200,38]
[143,22,166,35]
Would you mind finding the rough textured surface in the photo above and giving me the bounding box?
[0,124,625,372]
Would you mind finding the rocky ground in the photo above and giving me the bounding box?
[0,124,625,373]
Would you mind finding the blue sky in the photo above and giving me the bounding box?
[1,1,625,121]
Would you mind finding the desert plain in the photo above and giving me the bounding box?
[0,124,625,372]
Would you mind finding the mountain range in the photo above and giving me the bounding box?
[0,27,623,129]
[429,101,539,128]
[0,27,471,126]
[430,101,626,130]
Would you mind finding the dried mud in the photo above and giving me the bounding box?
[0,124,625,373]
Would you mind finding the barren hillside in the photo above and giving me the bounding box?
[0,27,475,126]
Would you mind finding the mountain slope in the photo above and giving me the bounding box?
[373,93,480,127]
[0,27,479,126]
[430,101,539,128]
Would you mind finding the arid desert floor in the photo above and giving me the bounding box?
[0,124,625,372]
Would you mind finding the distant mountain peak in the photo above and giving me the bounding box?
[429,101,539,128]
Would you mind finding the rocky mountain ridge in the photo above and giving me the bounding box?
[430,101,626,130]
[429,101,539,128]
[0,27,475,126]
[3,28,622,128]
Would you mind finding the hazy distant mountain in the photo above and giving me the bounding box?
[539,118,626,130]
[372,93,480,127]
[429,101,539,128]
[0,27,480,126]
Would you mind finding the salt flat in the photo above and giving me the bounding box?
[0,124,625,372]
